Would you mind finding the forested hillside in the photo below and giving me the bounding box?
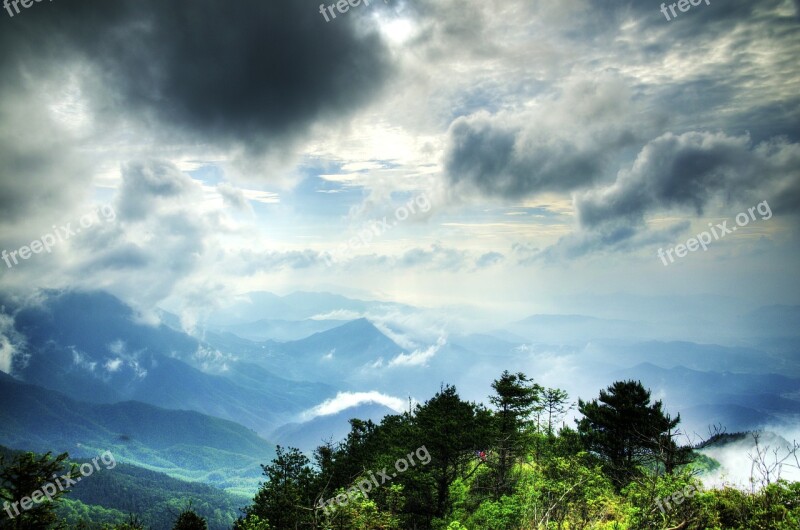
[0,373,275,494]
[2,373,798,529]
[0,447,247,529]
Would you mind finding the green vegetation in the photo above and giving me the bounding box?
[0,447,247,530]
[235,374,799,529]
[2,372,799,529]
[0,450,75,528]
[0,376,275,495]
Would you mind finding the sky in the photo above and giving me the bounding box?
[0,0,799,325]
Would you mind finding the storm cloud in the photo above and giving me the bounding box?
[0,0,393,155]
[444,76,653,199]
[577,131,800,228]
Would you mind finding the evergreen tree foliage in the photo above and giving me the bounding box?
[576,379,690,487]
[241,446,316,529]
[0,451,75,530]
[172,508,208,530]
[487,371,541,497]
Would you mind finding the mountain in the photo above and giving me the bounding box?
[737,305,800,339]
[504,314,657,344]
[0,375,275,493]
[6,290,335,435]
[211,318,345,342]
[0,445,249,530]
[204,291,412,325]
[446,333,520,361]
[225,318,407,382]
[590,340,800,376]
[610,363,800,435]
[271,403,398,453]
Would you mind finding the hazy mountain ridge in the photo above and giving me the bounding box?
[0,374,275,493]
[5,290,335,435]
[202,291,413,325]
[612,363,800,435]
[271,403,398,453]
[210,318,345,342]
[2,288,799,480]
[0,445,248,530]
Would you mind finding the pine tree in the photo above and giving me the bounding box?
[113,514,147,530]
[413,385,493,519]
[244,446,316,530]
[172,508,207,530]
[576,380,688,487]
[0,451,75,529]
[488,371,541,497]
[541,387,573,436]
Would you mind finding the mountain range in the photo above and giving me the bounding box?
[0,372,273,494]
[1,288,798,501]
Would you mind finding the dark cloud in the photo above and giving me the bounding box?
[217,183,252,213]
[0,85,91,223]
[117,160,201,221]
[444,112,608,196]
[636,1,800,144]
[536,131,800,261]
[577,131,800,228]
[71,207,211,306]
[549,0,777,47]
[444,76,651,199]
[402,0,491,58]
[0,0,393,155]
[537,220,691,262]
[37,159,216,307]
[82,244,150,272]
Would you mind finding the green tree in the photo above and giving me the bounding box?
[0,451,75,530]
[576,380,688,487]
[172,508,207,530]
[540,387,572,436]
[318,484,403,530]
[244,446,316,530]
[232,514,271,530]
[113,514,147,530]
[413,385,493,521]
[488,371,541,497]
[317,418,381,497]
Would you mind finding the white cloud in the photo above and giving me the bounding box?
[105,358,123,372]
[699,431,800,489]
[71,348,97,373]
[193,345,234,373]
[108,340,125,355]
[372,321,419,350]
[0,314,19,374]
[309,309,363,321]
[300,391,408,421]
[388,335,446,367]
